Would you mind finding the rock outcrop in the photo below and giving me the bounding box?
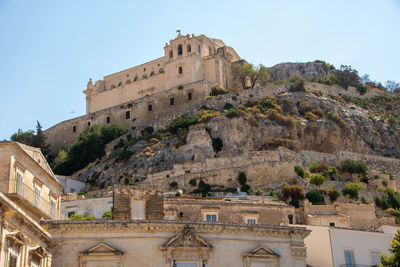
[267,62,329,81]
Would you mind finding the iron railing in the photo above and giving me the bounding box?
[8,179,59,219]
[340,264,378,267]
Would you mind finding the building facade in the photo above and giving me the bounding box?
[0,141,63,266]
[44,33,241,155]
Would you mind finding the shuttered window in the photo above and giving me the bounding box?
[132,201,144,220]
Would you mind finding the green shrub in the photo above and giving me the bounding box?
[383,180,389,187]
[225,107,241,118]
[326,112,348,129]
[361,197,370,204]
[281,185,303,201]
[327,186,340,202]
[189,179,197,187]
[375,197,390,210]
[294,165,305,178]
[342,183,363,199]
[357,85,367,95]
[178,85,184,90]
[70,214,94,221]
[289,77,306,92]
[306,189,325,204]
[115,148,134,162]
[168,114,199,134]
[102,210,112,218]
[212,137,223,152]
[309,174,326,187]
[361,176,369,184]
[195,179,211,197]
[54,124,126,175]
[339,159,368,175]
[309,162,329,173]
[141,126,154,136]
[386,189,400,209]
[238,172,247,185]
[223,103,234,110]
[211,86,229,96]
[169,181,178,188]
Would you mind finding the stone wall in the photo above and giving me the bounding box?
[112,186,164,220]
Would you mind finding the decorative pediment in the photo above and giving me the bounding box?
[244,245,280,258]
[80,242,123,256]
[6,231,27,245]
[161,225,212,249]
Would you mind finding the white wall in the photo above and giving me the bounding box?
[62,197,112,219]
[330,228,393,267]
[56,176,85,194]
[303,225,334,267]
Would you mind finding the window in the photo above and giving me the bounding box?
[208,46,212,55]
[34,185,41,207]
[198,45,201,54]
[187,44,191,53]
[177,44,183,55]
[133,76,138,81]
[169,50,173,58]
[87,122,91,126]
[8,255,17,267]
[288,214,294,224]
[178,66,183,74]
[106,116,110,124]
[329,222,335,227]
[132,201,144,220]
[371,252,380,266]
[16,171,23,195]
[205,214,217,222]
[150,71,155,76]
[50,197,56,218]
[175,262,197,267]
[344,250,355,265]
[148,104,152,112]
[159,68,164,73]
[67,211,75,218]
[125,111,130,119]
[170,98,174,106]
[118,81,122,86]
[247,218,257,225]
[188,92,192,101]
[72,126,76,133]
[143,67,146,71]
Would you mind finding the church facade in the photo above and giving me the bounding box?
[44,33,241,155]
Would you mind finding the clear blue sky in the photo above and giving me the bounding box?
[0,0,399,140]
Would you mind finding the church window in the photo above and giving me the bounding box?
[170,98,174,106]
[126,79,131,84]
[188,92,192,101]
[178,66,183,74]
[87,122,90,126]
[72,126,76,133]
[148,104,152,112]
[205,213,217,222]
[106,116,110,124]
[177,44,183,55]
[169,50,173,58]
[133,76,138,81]
[143,67,146,71]
[126,111,130,119]
[288,214,294,224]
[118,81,122,86]
[187,44,191,53]
[198,45,201,54]
[150,71,155,76]
[159,68,164,73]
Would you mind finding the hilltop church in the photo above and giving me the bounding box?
[45,33,241,154]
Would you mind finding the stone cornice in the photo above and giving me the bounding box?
[41,220,310,239]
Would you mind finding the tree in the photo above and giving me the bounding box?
[386,80,400,93]
[232,63,269,89]
[306,189,325,204]
[11,130,35,146]
[309,174,326,187]
[33,121,50,156]
[342,183,363,199]
[360,74,371,85]
[333,65,360,89]
[381,230,400,266]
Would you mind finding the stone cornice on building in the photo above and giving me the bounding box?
[41,220,310,240]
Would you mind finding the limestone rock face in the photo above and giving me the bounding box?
[267,62,328,81]
[75,83,400,191]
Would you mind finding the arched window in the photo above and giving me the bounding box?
[198,45,201,54]
[150,71,155,76]
[187,44,191,53]
[177,44,183,56]
[178,66,183,74]
[133,75,138,82]
[169,50,173,58]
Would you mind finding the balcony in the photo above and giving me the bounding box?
[340,265,378,267]
[7,179,59,220]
